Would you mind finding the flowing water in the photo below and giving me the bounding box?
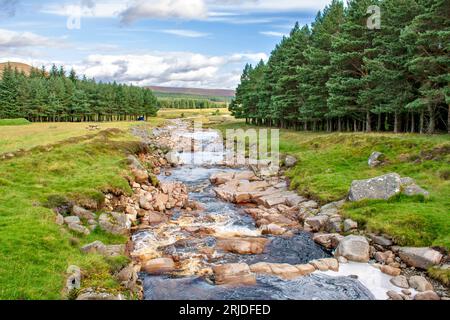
[134,121,402,300]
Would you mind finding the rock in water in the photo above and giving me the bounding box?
[213,263,256,286]
[390,275,409,289]
[348,173,402,201]
[335,235,370,262]
[142,258,176,275]
[249,262,315,280]
[368,151,384,168]
[216,238,269,255]
[398,247,443,269]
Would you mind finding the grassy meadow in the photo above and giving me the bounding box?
[213,119,450,249]
[0,120,165,155]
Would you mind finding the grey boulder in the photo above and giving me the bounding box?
[348,173,402,202]
[335,235,370,262]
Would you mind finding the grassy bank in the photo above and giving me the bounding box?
[0,124,156,299]
[213,120,450,249]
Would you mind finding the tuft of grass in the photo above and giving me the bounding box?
[0,118,31,126]
[0,128,144,299]
[213,119,450,249]
[428,267,450,286]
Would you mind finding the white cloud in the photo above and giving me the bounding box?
[66,51,266,89]
[260,31,286,37]
[120,0,208,24]
[161,29,210,38]
[0,28,66,48]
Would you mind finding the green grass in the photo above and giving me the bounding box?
[213,120,450,249]
[0,118,30,126]
[0,128,151,299]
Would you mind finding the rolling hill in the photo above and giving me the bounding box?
[0,62,37,77]
[146,86,235,98]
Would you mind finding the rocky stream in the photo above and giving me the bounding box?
[68,119,447,300]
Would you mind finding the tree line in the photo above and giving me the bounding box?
[230,0,449,133]
[157,98,227,109]
[0,64,159,122]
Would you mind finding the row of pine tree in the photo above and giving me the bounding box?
[157,98,226,109]
[0,64,158,122]
[230,0,449,133]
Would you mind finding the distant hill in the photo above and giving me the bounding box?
[0,62,37,77]
[146,86,235,98]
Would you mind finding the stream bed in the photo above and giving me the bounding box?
[134,121,402,300]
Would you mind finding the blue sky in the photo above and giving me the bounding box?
[0,0,331,89]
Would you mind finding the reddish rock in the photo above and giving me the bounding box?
[213,263,256,286]
[216,237,269,255]
[142,258,176,274]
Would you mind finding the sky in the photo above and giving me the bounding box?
[0,0,332,89]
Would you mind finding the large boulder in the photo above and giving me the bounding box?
[216,237,269,255]
[335,235,370,262]
[99,212,132,236]
[348,173,402,201]
[398,247,443,269]
[213,263,256,286]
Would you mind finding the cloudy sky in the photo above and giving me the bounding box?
[0,0,331,89]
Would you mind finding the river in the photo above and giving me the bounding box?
[132,120,406,300]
